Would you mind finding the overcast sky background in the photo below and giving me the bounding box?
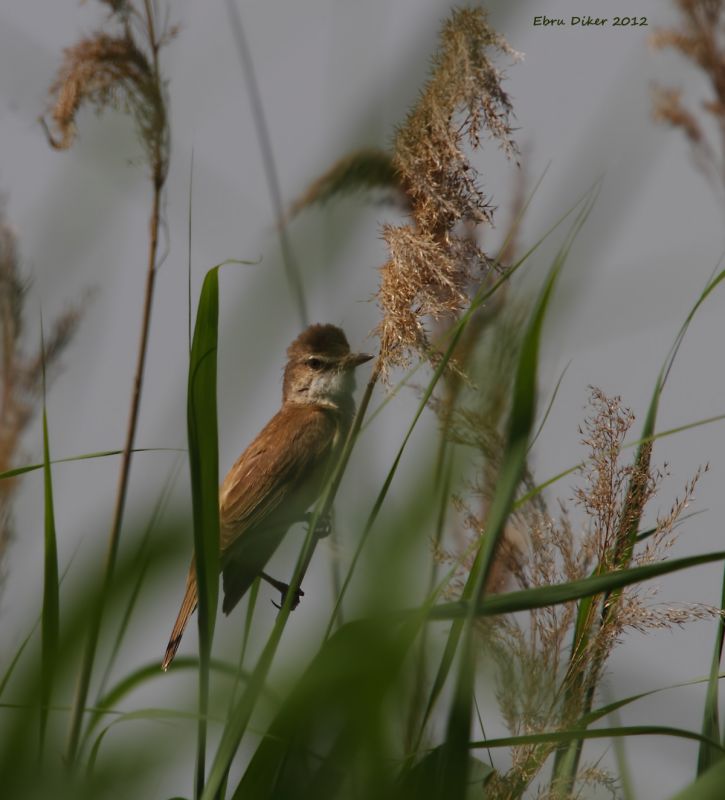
[1,1,724,797]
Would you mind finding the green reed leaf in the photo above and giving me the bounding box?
[188,266,221,798]
[39,324,59,764]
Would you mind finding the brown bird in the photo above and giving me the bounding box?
[162,324,372,670]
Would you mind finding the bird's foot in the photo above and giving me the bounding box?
[303,511,332,539]
[262,572,305,610]
[270,582,305,610]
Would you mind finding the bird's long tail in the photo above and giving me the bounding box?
[162,564,198,671]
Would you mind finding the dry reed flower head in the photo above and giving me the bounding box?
[43,3,172,184]
[650,0,725,198]
[374,7,521,376]
[285,148,403,222]
[443,387,713,796]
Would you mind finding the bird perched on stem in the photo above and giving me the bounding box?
[162,323,372,670]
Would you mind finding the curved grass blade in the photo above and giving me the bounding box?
[517,410,725,511]
[225,0,308,326]
[39,323,59,764]
[611,711,635,800]
[286,148,399,220]
[0,626,35,703]
[469,725,725,752]
[428,549,725,620]
[698,564,725,774]
[228,617,425,800]
[555,265,725,791]
[586,673,725,727]
[188,266,221,798]
[0,539,82,703]
[201,592,303,800]
[188,148,194,352]
[413,187,599,783]
[96,459,183,702]
[0,447,182,483]
[323,180,585,641]
[399,744,494,799]
[87,707,216,778]
[668,757,725,800]
[217,577,261,800]
[527,359,570,453]
[436,187,597,800]
[82,657,267,750]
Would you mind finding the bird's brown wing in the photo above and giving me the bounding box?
[219,404,339,543]
[218,404,340,613]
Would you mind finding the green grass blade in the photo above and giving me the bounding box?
[0,541,81,703]
[584,673,725,727]
[469,725,725,752]
[39,328,59,764]
[610,711,636,800]
[425,187,598,797]
[201,601,294,800]
[0,626,35,703]
[698,564,725,774]
[217,577,261,800]
[229,616,424,800]
[428,549,725,620]
[517,410,725,511]
[188,148,194,352]
[96,459,182,702]
[225,0,308,326]
[323,179,579,640]
[668,757,725,799]
[82,657,264,750]
[188,267,221,798]
[555,265,725,791]
[399,743,494,799]
[527,359,570,453]
[87,708,216,776]
[413,189,591,747]
[323,322,468,640]
[0,447,182,483]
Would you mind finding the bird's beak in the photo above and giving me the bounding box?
[346,351,374,368]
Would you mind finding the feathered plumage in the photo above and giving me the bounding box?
[162,324,371,670]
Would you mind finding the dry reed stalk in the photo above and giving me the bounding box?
[42,0,174,764]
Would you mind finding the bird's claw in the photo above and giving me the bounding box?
[303,511,332,539]
[271,583,305,610]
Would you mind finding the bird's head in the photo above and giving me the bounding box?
[282,324,373,408]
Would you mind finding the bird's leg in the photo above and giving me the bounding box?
[302,510,333,539]
[262,571,305,610]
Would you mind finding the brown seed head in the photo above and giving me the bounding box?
[43,16,172,182]
[374,8,519,376]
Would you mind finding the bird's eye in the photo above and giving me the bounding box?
[308,357,323,370]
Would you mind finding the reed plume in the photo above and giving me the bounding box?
[650,0,725,200]
[375,7,519,375]
[43,0,176,764]
[290,8,520,378]
[0,210,83,593]
[448,387,713,797]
